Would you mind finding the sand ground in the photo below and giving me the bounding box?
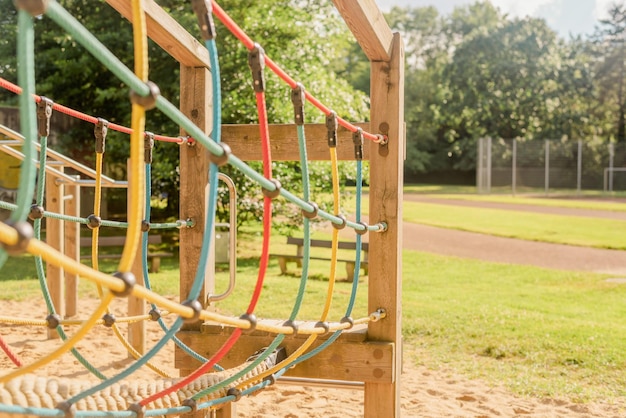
[2,196,626,417]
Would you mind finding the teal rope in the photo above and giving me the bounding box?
[193,117,317,401]
[29,132,107,380]
[10,11,37,223]
[65,31,221,412]
[269,158,366,377]
[141,163,214,368]
[0,4,377,415]
[0,201,189,230]
[0,10,38,271]
[45,0,378,235]
[289,123,312,319]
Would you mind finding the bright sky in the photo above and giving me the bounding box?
[375,0,616,38]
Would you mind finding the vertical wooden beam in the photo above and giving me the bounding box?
[46,170,65,339]
[178,64,217,417]
[128,160,146,355]
[64,175,80,318]
[364,32,404,418]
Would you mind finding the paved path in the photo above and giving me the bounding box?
[394,196,626,276]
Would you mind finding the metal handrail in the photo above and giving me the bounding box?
[207,172,237,303]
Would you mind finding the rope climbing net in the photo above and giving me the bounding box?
[0,0,394,416]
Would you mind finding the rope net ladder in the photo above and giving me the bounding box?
[0,1,404,417]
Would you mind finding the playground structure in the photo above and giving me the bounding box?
[0,0,404,417]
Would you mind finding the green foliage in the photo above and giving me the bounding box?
[591,3,626,142]
[217,160,369,235]
[384,1,622,178]
[0,0,369,230]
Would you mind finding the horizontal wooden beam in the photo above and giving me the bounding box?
[332,0,394,61]
[176,326,394,383]
[221,123,371,161]
[106,0,210,68]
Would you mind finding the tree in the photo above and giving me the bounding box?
[592,2,626,142]
[385,2,505,176]
[440,17,590,169]
[0,0,369,228]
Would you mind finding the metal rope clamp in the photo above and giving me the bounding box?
[248,44,266,93]
[37,97,53,137]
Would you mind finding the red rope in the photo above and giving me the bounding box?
[0,335,22,367]
[211,1,383,143]
[139,89,274,407]
[0,77,184,144]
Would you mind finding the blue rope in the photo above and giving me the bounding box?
[141,164,215,368]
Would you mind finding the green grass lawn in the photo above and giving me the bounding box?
[3,228,626,403]
[403,201,626,249]
[403,183,626,201]
[3,186,626,404]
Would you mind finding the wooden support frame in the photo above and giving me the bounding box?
[364,32,404,418]
[105,0,404,416]
[63,175,80,318]
[46,170,65,339]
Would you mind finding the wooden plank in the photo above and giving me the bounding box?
[364,33,404,418]
[179,66,213,327]
[105,0,210,68]
[64,176,80,318]
[46,170,64,339]
[176,330,394,384]
[221,123,370,161]
[332,0,394,61]
[200,321,368,343]
[286,237,369,251]
[79,234,162,247]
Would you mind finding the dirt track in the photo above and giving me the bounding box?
[399,196,626,275]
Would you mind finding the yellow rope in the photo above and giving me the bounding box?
[118,0,147,273]
[0,312,172,327]
[91,152,103,270]
[235,146,343,388]
[0,292,114,384]
[1,222,374,337]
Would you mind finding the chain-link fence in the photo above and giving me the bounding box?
[477,138,626,194]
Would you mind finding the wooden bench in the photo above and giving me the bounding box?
[80,235,173,273]
[271,236,368,280]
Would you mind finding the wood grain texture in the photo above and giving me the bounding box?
[46,170,64,339]
[221,123,370,161]
[332,0,394,61]
[176,329,394,384]
[106,0,210,68]
[365,33,405,418]
[63,176,79,318]
[179,66,213,332]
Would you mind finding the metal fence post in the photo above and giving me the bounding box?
[577,139,582,194]
[545,139,550,195]
[487,137,491,193]
[609,142,615,192]
[512,138,517,195]
[477,137,484,193]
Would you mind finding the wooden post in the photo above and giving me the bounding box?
[64,175,80,318]
[127,159,146,354]
[365,32,404,418]
[46,169,65,339]
[178,64,217,417]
